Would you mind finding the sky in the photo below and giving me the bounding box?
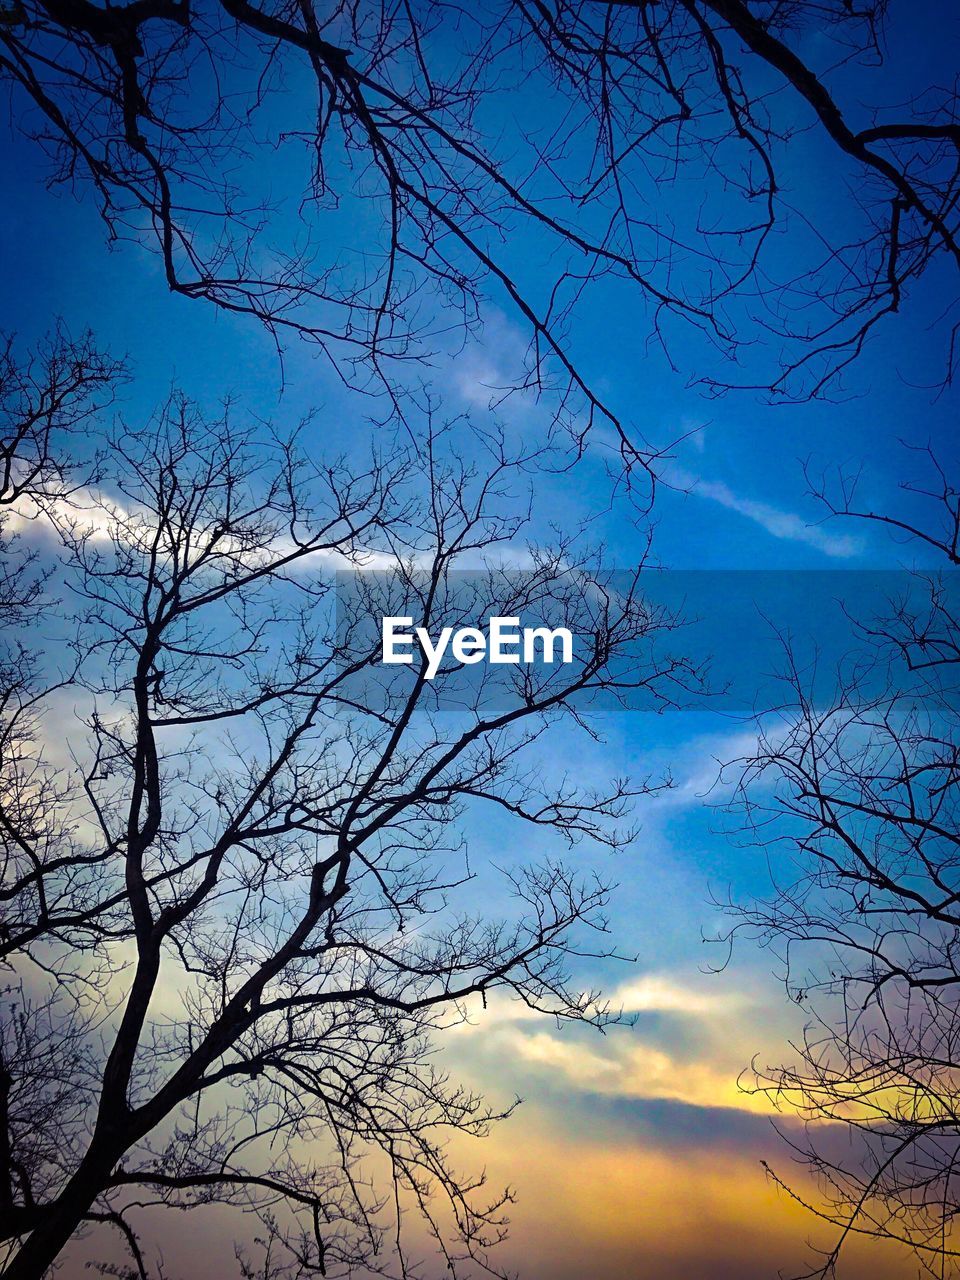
[2,4,959,1278]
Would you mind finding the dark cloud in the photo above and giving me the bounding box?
[507,1086,795,1158]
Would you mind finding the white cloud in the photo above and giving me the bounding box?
[7,488,540,576]
[608,973,745,1016]
[469,1022,777,1113]
[442,963,798,1114]
[668,464,862,559]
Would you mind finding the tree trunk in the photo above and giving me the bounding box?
[2,1146,119,1280]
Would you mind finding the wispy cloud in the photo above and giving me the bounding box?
[6,489,538,574]
[470,1023,776,1113]
[608,973,745,1016]
[449,312,540,416]
[668,464,863,559]
[446,967,789,1115]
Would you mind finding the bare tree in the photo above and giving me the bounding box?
[0,338,698,1280]
[1,0,957,458]
[0,327,122,942]
[0,327,120,608]
[721,453,960,1278]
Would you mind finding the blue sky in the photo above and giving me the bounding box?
[2,4,958,1272]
